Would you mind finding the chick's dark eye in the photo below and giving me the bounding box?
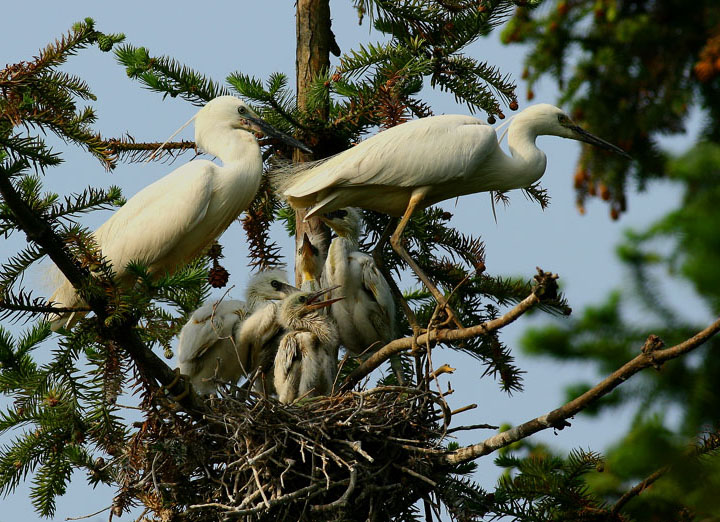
[237,106,246,114]
[298,295,307,303]
[271,280,281,290]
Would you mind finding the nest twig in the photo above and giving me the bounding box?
[120,385,454,521]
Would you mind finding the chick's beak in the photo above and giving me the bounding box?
[570,124,631,159]
[305,285,344,310]
[242,113,313,153]
[278,282,300,295]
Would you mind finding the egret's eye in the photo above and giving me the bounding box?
[271,280,281,290]
[298,295,307,303]
[325,209,348,220]
[237,106,247,115]
[558,114,569,124]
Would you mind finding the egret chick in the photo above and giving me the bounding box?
[176,269,296,396]
[48,96,310,331]
[320,208,396,356]
[277,104,629,320]
[273,288,342,404]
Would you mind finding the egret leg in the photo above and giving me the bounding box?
[371,224,422,332]
[390,192,464,329]
[163,368,191,402]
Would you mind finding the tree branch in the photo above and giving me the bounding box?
[611,465,669,515]
[340,290,541,391]
[0,166,205,413]
[441,318,720,465]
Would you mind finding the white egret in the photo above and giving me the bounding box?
[276,104,629,320]
[48,95,310,331]
[319,208,396,355]
[273,288,341,404]
[176,269,296,395]
[234,300,284,396]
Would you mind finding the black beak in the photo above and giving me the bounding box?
[570,125,631,159]
[279,281,301,295]
[243,113,313,154]
[305,285,344,310]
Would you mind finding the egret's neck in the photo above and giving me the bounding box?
[198,127,262,167]
[336,233,359,251]
[247,294,263,311]
[503,123,548,188]
[288,314,337,345]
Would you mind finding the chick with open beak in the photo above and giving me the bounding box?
[273,287,342,403]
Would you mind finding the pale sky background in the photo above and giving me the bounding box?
[0,1,710,520]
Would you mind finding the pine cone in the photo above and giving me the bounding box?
[208,264,230,288]
[208,242,224,259]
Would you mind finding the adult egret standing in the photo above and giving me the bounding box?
[176,269,296,395]
[48,95,310,331]
[319,208,396,355]
[273,288,341,404]
[276,104,629,320]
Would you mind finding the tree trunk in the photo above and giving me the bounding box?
[294,0,332,286]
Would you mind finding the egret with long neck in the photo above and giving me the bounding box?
[276,104,628,325]
[48,96,310,331]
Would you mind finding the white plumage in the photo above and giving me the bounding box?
[278,104,628,219]
[320,208,395,355]
[176,269,296,396]
[276,104,628,321]
[273,289,341,404]
[48,96,309,331]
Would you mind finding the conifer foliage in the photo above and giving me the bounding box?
[1,3,719,521]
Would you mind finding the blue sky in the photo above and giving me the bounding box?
[0,1,708,520]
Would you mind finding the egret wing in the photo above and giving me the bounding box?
[177,300,246,365]
[284,115,495,197]
[356,253,395,338]
[93,160,216,270]
[276,332,303,375]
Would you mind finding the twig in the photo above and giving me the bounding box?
[428,364,455,379]
[251,465,271,509]
[311,466,358,512]
[446,423,499,434]
[340,290,542,391]
[450,404,476,416]
[65,506,111,521]
[340,440,374,462]
[442,318,720,465]
[611,466,669,514]
[393,464,437,487]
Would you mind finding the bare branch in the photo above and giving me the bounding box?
[441,318,720,465]
[340,290,541,391]
[611,466,669,515]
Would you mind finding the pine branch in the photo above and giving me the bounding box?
[0,162,205,414]
[341,269,557,391]
[443,321,720,465]
[104,136,196,164]
[115,44,229,105]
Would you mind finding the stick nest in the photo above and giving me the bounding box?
[119,386,453,521]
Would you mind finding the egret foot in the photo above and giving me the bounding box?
[162,368,191,403]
